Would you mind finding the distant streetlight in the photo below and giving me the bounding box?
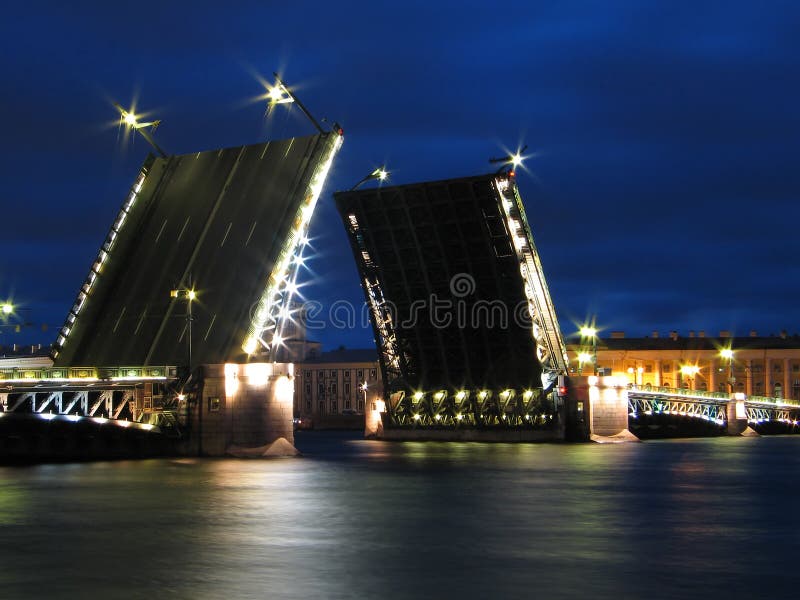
[680,365,700,390]
[577,352,592,374]
[361,381,368,410]
[351,167,389,191]
[1,303,12,316]
[720,348,735,393]
[580,326,598,375]
[170,285,197,371]
[627,365,644,386]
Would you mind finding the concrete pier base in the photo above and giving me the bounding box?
[185,363,295,456]
[726,394,753,436]
[570,375,638,442]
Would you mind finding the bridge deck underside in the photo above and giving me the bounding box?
[335,174,542,395]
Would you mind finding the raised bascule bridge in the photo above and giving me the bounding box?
[1,98,797,456]
[335,171,571,441]
[1,119,344,460]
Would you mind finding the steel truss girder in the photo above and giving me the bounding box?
[2,388,135,420]
[746,403,800,424]
[628,395,726,424]
[494,176,568,390]
[386,387,556,429]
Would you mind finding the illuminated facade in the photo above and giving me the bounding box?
[568,330,800,399]
[294,349,382,416]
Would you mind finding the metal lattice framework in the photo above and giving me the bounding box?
[627,386,800,429]
[387,387,554,428]
[0,366,181,432]
[492,175,568,389]
[628,394,727,425]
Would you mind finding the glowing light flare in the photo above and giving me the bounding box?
[225,363,239,397]
[577,352,592,363]
[275,375,294,404]
[720,348,734,360]
[1,303,13,315]
[246,363,272,387]
[580,326,597,338]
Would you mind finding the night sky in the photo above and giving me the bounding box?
[1,1,798,352]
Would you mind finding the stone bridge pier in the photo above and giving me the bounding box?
[184,363,295,456]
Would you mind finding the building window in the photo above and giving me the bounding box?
[370,369,377,379]
[305,371,311,379]
[331,383,337,395]
[662,364,671,372]
[330,370,336,377]
[318,401,325,415]
[358,400,364,412]
[345,400,351,409]
[344,370,350,379]
[357,369,364,379]
[318,383,324,394]
[645,365,653,373]
[318,370,324,379]
[306,400,311,412]
[331,400,338,413]
[345,383,351,395]
[305,383,311,395]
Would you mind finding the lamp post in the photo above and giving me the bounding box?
[361,381,368,412]
[114,102,167,158]
[351,167,389,191]
[170,286,196,372]
[580,326,598,375]
[720,348,735,393]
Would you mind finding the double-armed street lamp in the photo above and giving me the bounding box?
[577,352,592,375]
[579,326,598,375]
[680,365,700,390]
[720,348,735,393]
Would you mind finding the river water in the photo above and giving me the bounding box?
[1,433,799,599]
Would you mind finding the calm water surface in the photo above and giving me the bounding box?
[1,433,799,599]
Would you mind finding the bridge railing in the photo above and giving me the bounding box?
[628,384,729,401]
[0,365,178,383]
[746,395,800,407]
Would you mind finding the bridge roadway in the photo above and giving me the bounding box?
[626,384,800,433]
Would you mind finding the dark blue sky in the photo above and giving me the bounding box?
[1,1,798,351]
